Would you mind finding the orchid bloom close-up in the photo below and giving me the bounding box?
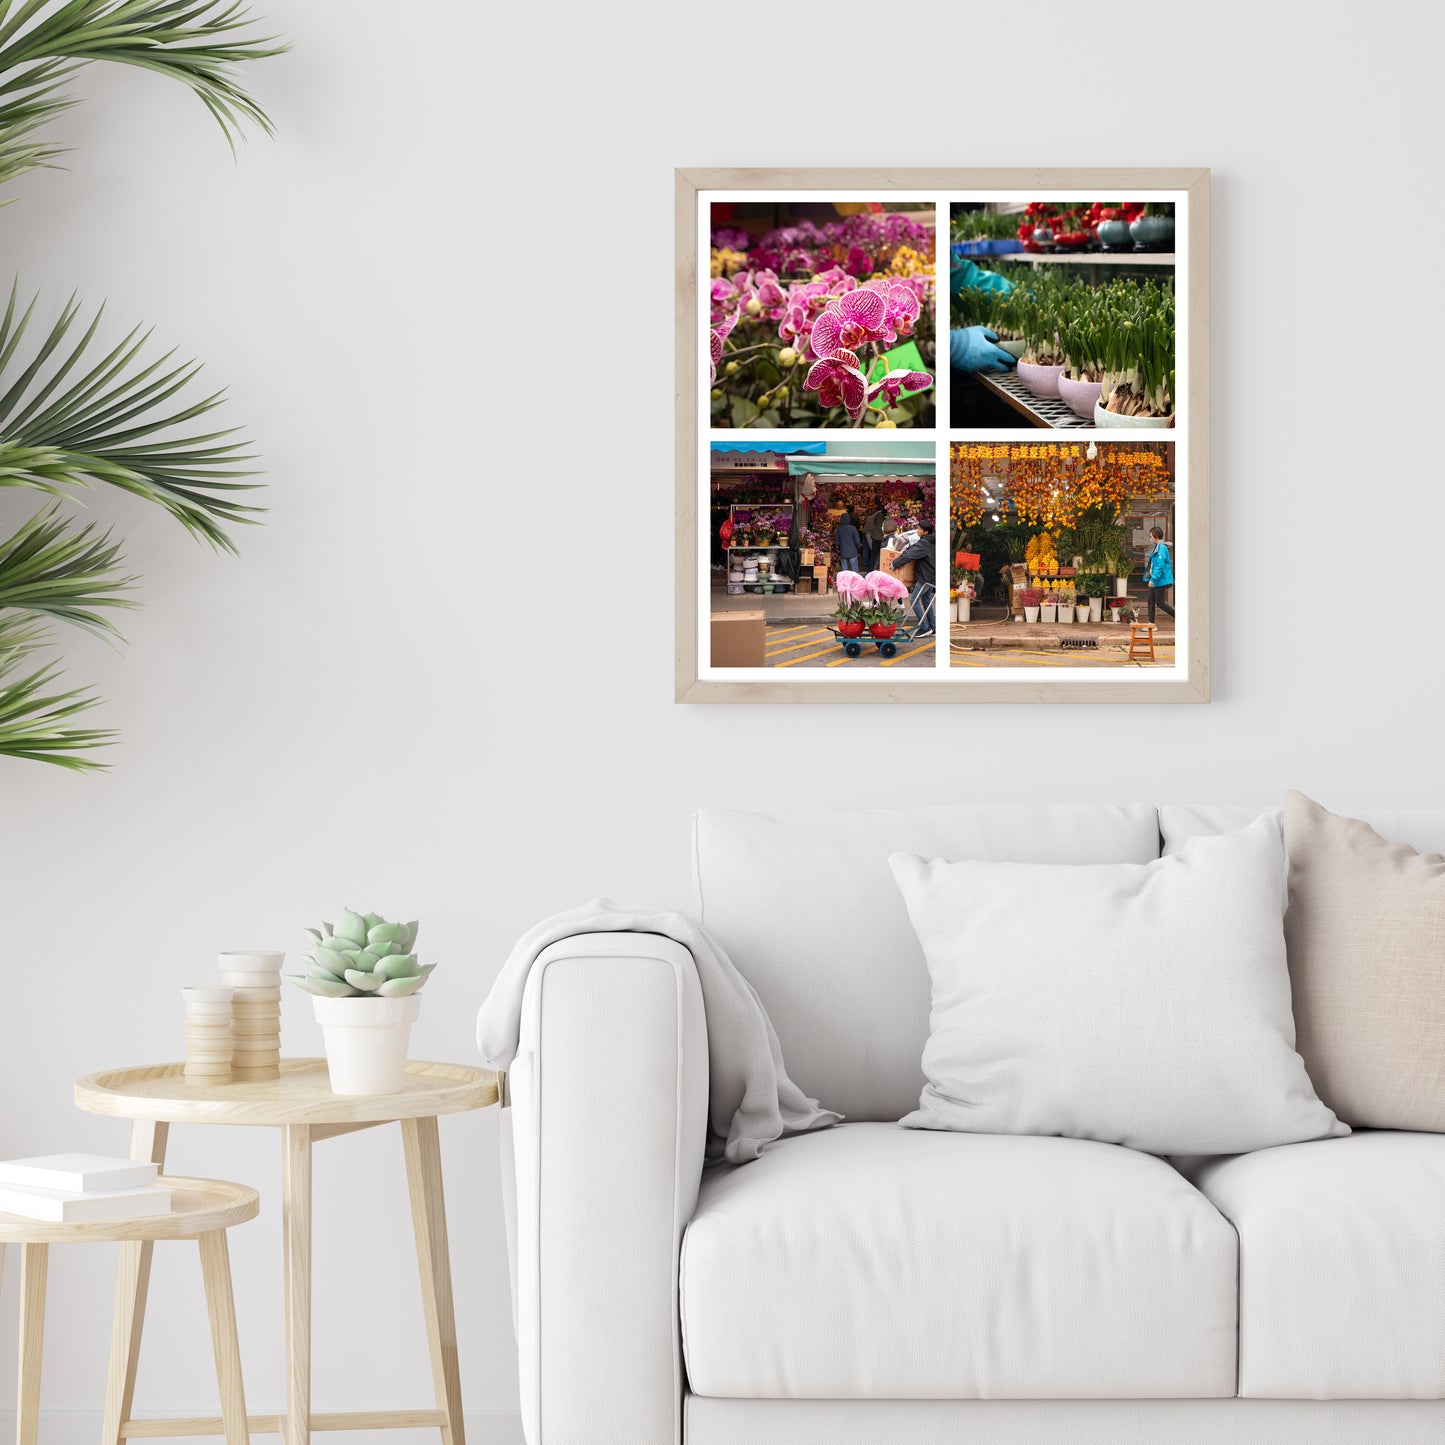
[710,308,740,384]
[834,571,868,601]
[803,351,869,420]
[868,369,934,409]
[810,289,892,361]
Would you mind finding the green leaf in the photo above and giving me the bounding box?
[729,395,759,428]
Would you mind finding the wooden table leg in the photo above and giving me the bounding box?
[198,1230,250,1445]
[402,1116,465,1445]
[103,1120,169,1445]
[17,1243,47,1445]
[282,1125,312,1445]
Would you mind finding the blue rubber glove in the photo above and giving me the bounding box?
[950,256,1014,296]
[950,326,1016,373]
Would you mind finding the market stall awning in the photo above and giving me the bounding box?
[711,441,825,455]
[787,456,935,477]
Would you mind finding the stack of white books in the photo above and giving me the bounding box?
[0,1154,171,1222]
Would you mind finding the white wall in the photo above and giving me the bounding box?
[1,0,1441,1425]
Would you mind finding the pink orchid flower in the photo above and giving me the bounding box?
[810,289,892,361]
[865,570,910,602]
[867,368,933,409]
[709,308,740,384]
[862,278,922,338]
[835,571,868,600]
[803,349,869,420]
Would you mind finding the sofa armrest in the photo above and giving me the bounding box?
[509,931,708,1445]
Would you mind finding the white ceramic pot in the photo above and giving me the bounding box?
[1017,360,1065,399]
[1057,374,1102,420]
[1109,608,1123,623]
[1089,597,1104,622]
[956,599,971,623]
[1040,604,1058,623]
[1024,606,1040,623]
[1094,396,1172,429]
[218,950,284,974]
[1057,606,1072,623]
[1115,578,1129,596]
[1075,605,1090,623]
[312,995,421,1095]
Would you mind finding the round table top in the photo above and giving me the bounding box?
[74,1058,499,1127]
[0,1176,258,1245]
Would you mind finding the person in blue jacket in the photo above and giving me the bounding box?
[1143,526,1174,623]
[949,255,1017,375]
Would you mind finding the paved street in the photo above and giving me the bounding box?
[765,622,937,668]
[950,639,1176,668]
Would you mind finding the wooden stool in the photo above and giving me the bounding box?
[1128,622,1157,663]
[1,1177,258,1445]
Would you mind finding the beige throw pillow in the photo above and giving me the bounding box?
[1284,790,1445,1130]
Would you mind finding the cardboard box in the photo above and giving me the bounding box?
[881,548,915,585]
[812,564,829,579]
[710,610,766,668]
[799,548,815,565]
[794,577,813,594]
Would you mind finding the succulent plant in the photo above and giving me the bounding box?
[288,909,436,999]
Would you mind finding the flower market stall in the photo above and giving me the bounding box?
[709,202,937,429]
[710,444,935,620]
[948,441,1175,643]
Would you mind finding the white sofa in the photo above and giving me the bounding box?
[500,804,1445,1444]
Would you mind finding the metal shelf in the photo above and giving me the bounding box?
[971,371,1094,430]
[998,252,1175,267]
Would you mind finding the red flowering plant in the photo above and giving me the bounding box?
[709,208,936,428]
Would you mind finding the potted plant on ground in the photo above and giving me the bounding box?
[949,564,978,622]
[1021,586,1043,624]
[1079,572,1111,622]
[1129,202,1175,252]
[1040,591,1058,624]
[862,569,910,637]
[1056,586,1076,623]
[290,911,436,1095]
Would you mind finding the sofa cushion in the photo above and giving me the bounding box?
[693,805,1161,1122]
[1282,792,1445,1131]
[1181,1132,1445,1398]
[680,1123,1238,1400]
[890,817,1343,1155]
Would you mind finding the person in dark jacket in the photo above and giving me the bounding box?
[863,506,888,571]
[892,520,938,635]
[835,509,863,575]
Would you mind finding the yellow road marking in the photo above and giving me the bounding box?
[767,638,832,658]
[880,642,935,667]
[774,642,848,668]
[764,627,809,641]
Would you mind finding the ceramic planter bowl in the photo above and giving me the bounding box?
[1017,361,1065,399]
[1057,375,1102,419]
[868,623,898,640]
[1096,219,1132,250]
[312,994,421,1095]
[1129,214,1175,251]
[838,621,864,638]
[1024,606,1040,623]
[1075,605,1091,623]
[1094,397,1173,430]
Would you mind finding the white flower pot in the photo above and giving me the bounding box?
[1089,597,1104,622]
[1040,604,1058,623]
[1115,578,1129,596]
[956,599,970,623]
[1094,396,1172,429]
[1109,608,1123,623]
[312,995,421,1095]
[1024,606,1040,623]
[1075,605,1090,623]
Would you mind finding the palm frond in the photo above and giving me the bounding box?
[0,282,261,549]
[0,629,113,769]
[0,503,135,637]
[0,55,76,190]
[0,2,287,154]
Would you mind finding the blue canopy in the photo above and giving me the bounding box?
[710,441,826,455]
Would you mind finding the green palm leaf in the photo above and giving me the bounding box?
[0,504,135,636]
[0,282,261,549]
[0,617,113,769]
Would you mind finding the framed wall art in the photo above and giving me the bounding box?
[675,167,1209,703]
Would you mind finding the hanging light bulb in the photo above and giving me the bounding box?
[992,512,1001,522]
[1086,440,1098,460]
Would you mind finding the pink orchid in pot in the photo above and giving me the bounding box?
[862,569,910,637]
[832,571,869,638]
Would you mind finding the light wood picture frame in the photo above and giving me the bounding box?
[676,167,1209,703]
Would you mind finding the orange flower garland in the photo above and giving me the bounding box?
[950,442,1171,532]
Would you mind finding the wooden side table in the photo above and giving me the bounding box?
[1,1177,259,1445]
[74,1059,498,1445]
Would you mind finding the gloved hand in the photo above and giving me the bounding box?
[950,257,1014,296]
[949,326,1017,374]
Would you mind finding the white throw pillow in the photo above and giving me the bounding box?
[889,815,1346,1155]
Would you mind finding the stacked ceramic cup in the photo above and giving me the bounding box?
[182,986,234,1085]
[218,950,284,1082]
